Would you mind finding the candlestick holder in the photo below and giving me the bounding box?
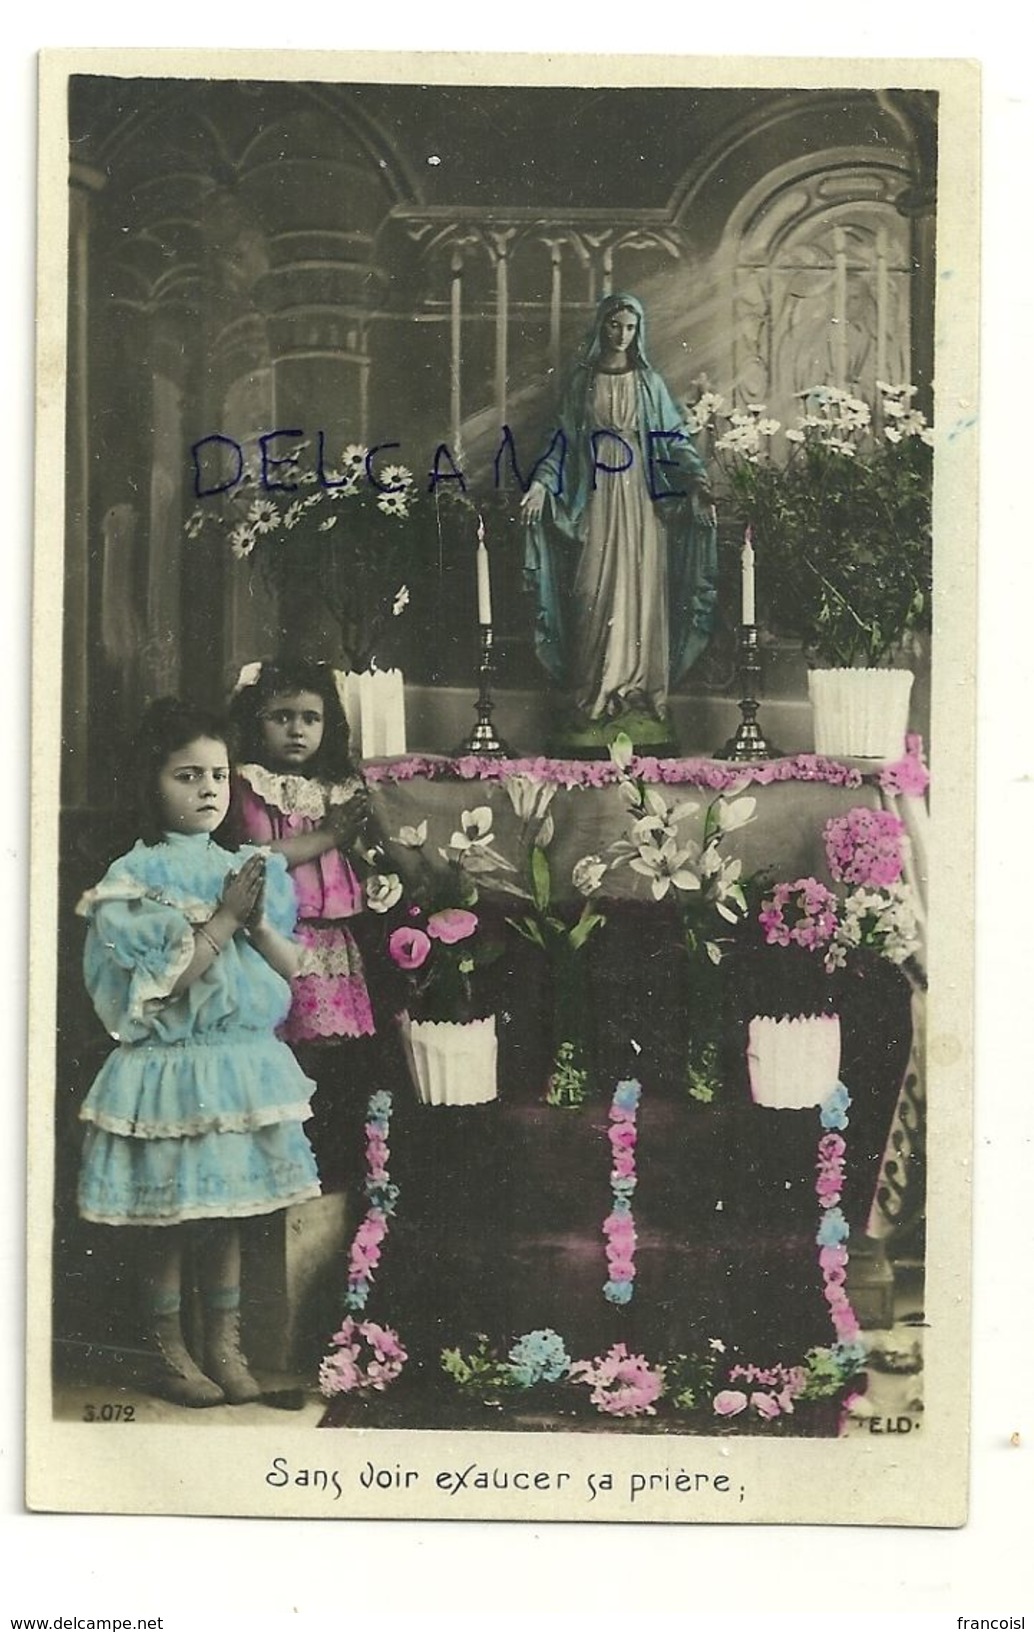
[715,624,782,762]
[455,624,512,757]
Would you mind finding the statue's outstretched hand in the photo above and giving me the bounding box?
[520,481,547,523]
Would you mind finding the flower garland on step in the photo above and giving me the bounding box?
[602,1079,642,1305]
[707,1080,866,1422]
[569,1343,665,1417]
[815,1082,865,1356]
[343,1088,399,1313]
[319,1318,408,1397]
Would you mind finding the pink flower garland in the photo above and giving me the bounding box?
[569,1342,665,1417]
[602,1079,641,1305]
[342,1088,398,1314]
[711,1081,864,1422]
[815,1117,862,1347]
[758,877,839,951]
[364,751,868,794]
[714,1361,808,1419]
[319,1317,408,1397]
[879,734,930,798]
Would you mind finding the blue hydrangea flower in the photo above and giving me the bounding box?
[611,1175,638,1198]
[820,1081,851,1130]
[344,1280,370,1311]
[368,1090,393,1121]
[613,1079,642,1113]
[507,1328,571,1385]
[832,1339,868,1372]
[367,1181,400,1215]
[816,1207,850,1247]
[603,1279,634,1305]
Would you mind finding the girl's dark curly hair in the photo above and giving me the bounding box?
[131,698,231,847]
[227,659,356,782]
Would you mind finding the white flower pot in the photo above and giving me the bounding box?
[746,1014,842,1110]
[808,668,914,760]
[398,1013,498,1106]
[335,668,407,759]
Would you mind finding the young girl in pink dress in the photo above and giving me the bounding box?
[229,660,376,1186]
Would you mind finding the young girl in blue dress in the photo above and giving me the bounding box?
[76,699,321,1407]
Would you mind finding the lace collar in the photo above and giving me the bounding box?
[237,762,362,819]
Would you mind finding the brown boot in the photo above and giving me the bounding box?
[204,1306,262,1404]
[150,1312,226,1408]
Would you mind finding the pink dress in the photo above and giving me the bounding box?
[232,764,375,1044]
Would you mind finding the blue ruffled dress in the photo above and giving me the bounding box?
[76,832,321,1226]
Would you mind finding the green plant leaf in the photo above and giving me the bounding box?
[568,909,606,951]
[531,845,552,914]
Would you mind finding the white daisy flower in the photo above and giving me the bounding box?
[230,523,257,559]
[247,498,280,534]
[377,492,410,518]
[340,443,368,473]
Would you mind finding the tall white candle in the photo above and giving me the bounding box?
[741,526,756,626]
[476,513,493,626]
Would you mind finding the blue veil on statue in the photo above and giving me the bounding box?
[523,292,717,751]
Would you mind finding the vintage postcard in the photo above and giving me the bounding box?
[27,48,979,1523]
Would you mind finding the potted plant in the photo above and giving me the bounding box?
[746,802,923,1227]
[364,808,508,1106]
[688,383,934,759]
[492,774,608,1106]
[186,438,476,755]
[603,733,758,1103]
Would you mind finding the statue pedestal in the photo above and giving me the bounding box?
[546,704,679,761]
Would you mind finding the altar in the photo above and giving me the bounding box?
[314,746,927,1432]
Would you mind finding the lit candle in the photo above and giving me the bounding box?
[741,526,756,627]
[476,513,493,626]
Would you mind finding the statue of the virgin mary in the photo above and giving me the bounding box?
[522,292,717,752]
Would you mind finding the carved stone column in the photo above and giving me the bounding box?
[64,162,106,806]
[489,228,516,427]
[450,247,464,458]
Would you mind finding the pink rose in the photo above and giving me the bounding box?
[713,1389,749,1417]
[389,925,432,969]
[751,1391,782,1420]
[426,908,479,944]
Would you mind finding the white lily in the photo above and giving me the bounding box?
[449,807,494,850]
[714,795,757,832]
[667,798,701,825]
[629,838,702,900]
[631,812,671,848]
[395,821,428,849]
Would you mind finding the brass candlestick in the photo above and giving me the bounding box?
[715,624,782,762]
[455,625,512,757]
